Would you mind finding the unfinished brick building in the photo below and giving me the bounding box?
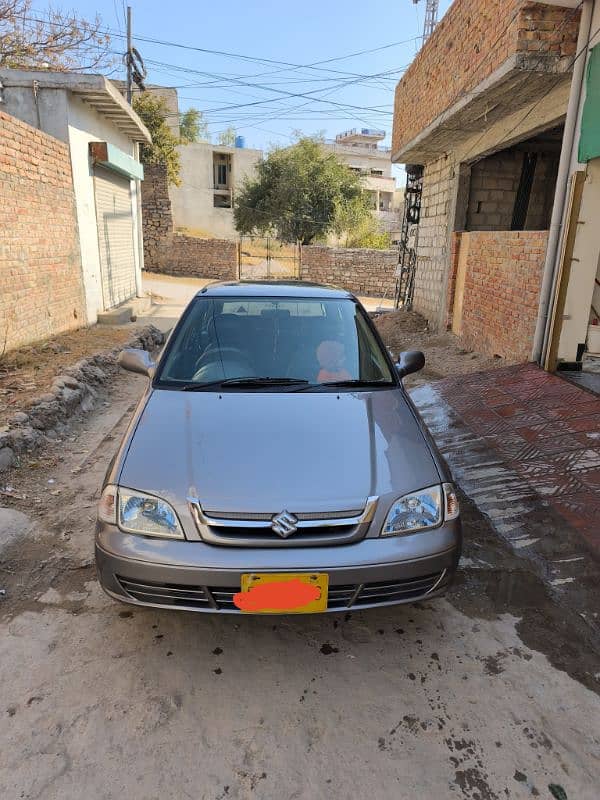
[392,0,581,362]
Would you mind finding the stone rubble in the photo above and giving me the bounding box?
[0,324,164,473]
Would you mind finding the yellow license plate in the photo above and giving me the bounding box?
[235,572,329,614]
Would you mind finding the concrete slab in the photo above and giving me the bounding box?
[97,306,132,326]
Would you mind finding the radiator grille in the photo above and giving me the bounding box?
[116,571,446,612]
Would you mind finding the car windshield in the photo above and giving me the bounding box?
[156,296,395,389]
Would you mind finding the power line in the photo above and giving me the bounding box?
[16,15,418,83]
[13,12,414,133]
[139,57,396,115]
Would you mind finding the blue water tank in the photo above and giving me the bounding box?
[235,135,245,148]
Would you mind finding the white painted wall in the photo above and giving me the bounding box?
[66,94,142,324]
[169,143,262,239]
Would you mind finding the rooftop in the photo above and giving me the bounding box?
[0,69,151,142]
[197,281,352,299]
[391,0,580,163]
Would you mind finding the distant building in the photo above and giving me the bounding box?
[168,141,263,239]
[323,129,402,239]
[130,84,264,239]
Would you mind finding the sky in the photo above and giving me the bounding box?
[31,0,453,163]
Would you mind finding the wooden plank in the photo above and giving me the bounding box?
[452,233,470,336]
[544,171,586,372]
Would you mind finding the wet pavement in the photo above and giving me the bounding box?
[411,364,600,632]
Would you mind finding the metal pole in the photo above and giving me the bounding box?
[531,0,593,364]
[126,6,133,104]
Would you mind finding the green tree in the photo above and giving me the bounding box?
[133,93,181,185]
[217,127,237,147]
[179,107,209,143]
[344,216,392,249]
[0,0,112,70]
[234,138,368,245]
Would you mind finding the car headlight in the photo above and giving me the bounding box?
[381,483,459,536]
[98,485,184,539]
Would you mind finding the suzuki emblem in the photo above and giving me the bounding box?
[271,510,298,538]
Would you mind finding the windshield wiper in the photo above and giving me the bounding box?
[181,377,309,391]
[294,379,394,392]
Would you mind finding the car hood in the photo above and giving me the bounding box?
[119,388,440,514]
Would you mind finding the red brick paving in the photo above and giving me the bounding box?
[436,364,600,558]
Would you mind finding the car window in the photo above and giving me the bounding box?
[156,296,394,388]
[220,300,326,317]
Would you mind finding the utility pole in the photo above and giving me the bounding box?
[124,7,146,105]
[126,5,133,104]
[412,0,439,45]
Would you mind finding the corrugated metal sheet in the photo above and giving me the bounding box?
[94,166,136,309]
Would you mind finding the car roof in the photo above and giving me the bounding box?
[195,280,354,299]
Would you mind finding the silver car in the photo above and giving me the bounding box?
[95,282,461,614]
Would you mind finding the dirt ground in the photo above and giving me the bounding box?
[373,309,513,387]
[0,370,599,799]
[0,326,136,429]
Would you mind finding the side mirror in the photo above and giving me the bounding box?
[118,348,156,378]
[396,350,425,379]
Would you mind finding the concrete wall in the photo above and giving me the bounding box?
[169,142,262,238]
[451,230,548,361]
[0,84,70,142]
[66,94,142,324]
[0,110,86,351]
[300,246,397,298]
[412,154,456,324]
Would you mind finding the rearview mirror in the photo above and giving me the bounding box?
[118,348,156,378]
[396,350,425,379]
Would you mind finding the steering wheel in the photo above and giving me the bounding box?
[192,346,254,382]
[194,346,249,371]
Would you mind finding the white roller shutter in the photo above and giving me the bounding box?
[94,166,137,309]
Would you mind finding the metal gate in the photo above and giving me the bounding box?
[394,164,423,309]
[238,237,300,280]
[94,166,137,309]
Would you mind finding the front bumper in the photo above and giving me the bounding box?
[95,521,461,614]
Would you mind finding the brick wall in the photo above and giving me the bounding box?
[392,0,580,155]
[300,246,398,297]
[452,230,548,361]
[0,110,85,352]
[141,163,238,281]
